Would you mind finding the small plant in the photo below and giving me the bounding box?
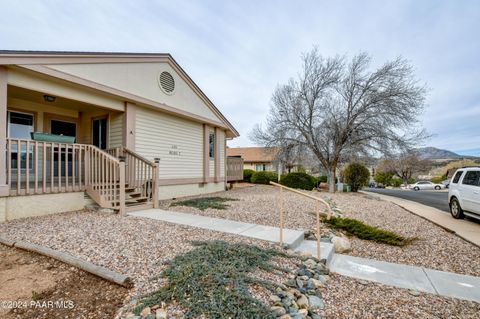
[243,169,255,182]
[251,171,278,184]
[135,241,293,318]
[31,290,44,301]
[342,162,370,192]
[280,172,316,190]
[171,197,237,210]
[323,216,414,246]
[390,178,402,187]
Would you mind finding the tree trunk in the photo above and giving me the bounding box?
[328,167,336,193]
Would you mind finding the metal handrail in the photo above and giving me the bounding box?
[269,181,332,259]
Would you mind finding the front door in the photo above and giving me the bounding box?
[92,117,108,150]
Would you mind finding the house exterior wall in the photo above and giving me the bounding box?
[109,112,124,148]
[0,192,84,222]
[135,106,204,179]
[158,182,225,200]
[47,62,220,122]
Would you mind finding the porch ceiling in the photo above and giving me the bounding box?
[8,85,119,113]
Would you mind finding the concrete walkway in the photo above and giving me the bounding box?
[329,254,480,303]
[130,208,480,303]
[129,209,304,249]
[360,191,480,247]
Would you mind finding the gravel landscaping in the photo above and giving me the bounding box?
[319,274,480,319]
[0,210,284,318]
[162,185,480,276]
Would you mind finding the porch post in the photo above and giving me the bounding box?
[123,102,136,150]
[0,67,9,196]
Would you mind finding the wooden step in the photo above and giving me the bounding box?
[125,197,149,204]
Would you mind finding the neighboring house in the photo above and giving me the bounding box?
[227,147,279,172]
[0,51,243,222]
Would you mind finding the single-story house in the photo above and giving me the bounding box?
[227,147,279,172]
[0,50,243,222]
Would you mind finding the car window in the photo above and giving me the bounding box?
[461,171,480,186]
[452,171,463,184]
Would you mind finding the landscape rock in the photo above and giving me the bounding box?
[155,308,167,319]
[304,259,317,269]
[271,306,287,316]
[308,295,324,310]
[270,294,282,304]
[279,315,292,319]
[296,294,309,309]
[331,236,352,253]
[140,307,151,317]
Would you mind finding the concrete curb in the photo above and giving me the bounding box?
[0,238,132,287]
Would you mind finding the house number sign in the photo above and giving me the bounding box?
[169,145,181,156]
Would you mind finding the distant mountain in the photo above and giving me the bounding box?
[415,147,463,160]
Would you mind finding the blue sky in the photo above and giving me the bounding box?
[1,0,479,156]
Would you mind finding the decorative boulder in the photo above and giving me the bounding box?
[331,236,352,253]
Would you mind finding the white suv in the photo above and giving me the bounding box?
[448,167,480,219]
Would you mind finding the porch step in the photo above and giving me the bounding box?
[125,197,149,204]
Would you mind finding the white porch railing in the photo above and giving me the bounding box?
[6,138,126,214]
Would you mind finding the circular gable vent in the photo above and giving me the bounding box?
[159,71,175,94]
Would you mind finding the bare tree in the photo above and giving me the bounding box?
[377,151,432,185]
[251,48,427,192]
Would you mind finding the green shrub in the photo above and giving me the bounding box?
[390,178,402,187]
[323,217,414,246]
[280,172,316,190]
[431,175,445,184]
[135,241,291,318]
[243,169,255,182]
[251,171,278,184]
[374,171,394,186]
[342,162,370,192]
[407,177,416,184]
[318,175,328,183]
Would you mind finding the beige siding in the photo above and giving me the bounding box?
[219,130,225,177]
[135,106,203,179]
[48,62,220,122]
[109,113,123,148]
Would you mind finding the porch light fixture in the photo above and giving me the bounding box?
[43,94,56,103]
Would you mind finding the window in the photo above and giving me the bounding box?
[8,111,34,139]
[462,171,480,186]
[51,120,76,138]
[452,171,464,184]
[256,164,266,171]
[8,111,34,170]
[209,132,215,158]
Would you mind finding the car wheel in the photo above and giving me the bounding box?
[414,186,419,191]
[434,185,441,190]
[450,198,464,219]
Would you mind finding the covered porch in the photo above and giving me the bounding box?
[0,66,157,216]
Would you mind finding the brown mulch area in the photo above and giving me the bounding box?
[0,244,129,319]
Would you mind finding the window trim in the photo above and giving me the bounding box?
[7,109,36,139]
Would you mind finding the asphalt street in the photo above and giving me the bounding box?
[363,188,450,213]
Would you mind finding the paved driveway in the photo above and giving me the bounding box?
[363,188,449,212]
